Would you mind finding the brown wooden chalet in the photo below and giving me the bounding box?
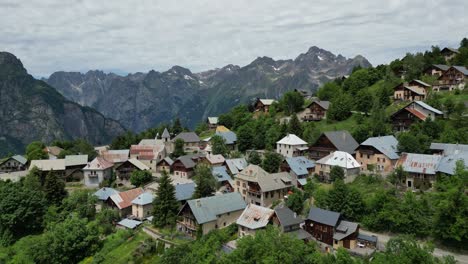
[424,64,450,77]
[302,100,330,121]
[391,101,443,132]
[393,80,430,101]
[254,99,276,113]
[440,47,459,61]
[171,154,203,179]
[433,66,468,92]
[309,131,358,160]
[115,158,149,181]
[305,207,359,251]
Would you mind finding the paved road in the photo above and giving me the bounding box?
[359,229,468,264]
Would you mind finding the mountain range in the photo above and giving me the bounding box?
[0,52,126,155]
[45,46,371,131]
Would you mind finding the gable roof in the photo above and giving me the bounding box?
[205,154,225,165]
[215,126,230,132]
[65,155,88,167]
[131,192,154,205]
[307,207,340,227]
[316,151,360,169]
[397,153,442,174]
[307,100,330,110]
[30,159,65,171]
[236,204,274,230]
[175,182,196,201]
[157,157,174,166]
[414,101,443,115]
[404,86,425,95]
[259,99,275,106]
[2,155,27,165]
[225,158,248,175]
[277,134,308,145]
[101,149,129,163]
[322,131,359,154]
[360,136,399,160]
[120,158,150,171]
[109,188,144,209]
[215,131,237,145]
[236,164,293,192]
[452,66,468,76]
[162,128,171,139]
[83,157,114,171]
[274,205,304,227]
[117,218,142,229]
[430,143,468,155]
[174,154,199,169]
[437,152,468,175]
[431,64,450,71]
[333,220,359,241]
[441,47,460,54]
[285,156,315,176]
[207,117,219,125]
[212,166,232,183]
[94,187,119,201]
[173,132,200,143]
[409,79,430,87]
[186,192,246,224]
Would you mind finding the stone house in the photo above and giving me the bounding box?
[115,158,150,182]
[131,192,154,220]
[314,151,360,183]
[236,204,274,237]
[83,157,114,187]
[280,156,315,188]
[300,100,330,121]
[276,134,308,158]
[355,135,399,175]
[107,188,144,217]
[173,132,201,152]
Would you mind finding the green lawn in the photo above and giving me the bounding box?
[313,115,358,133]
[348,174,393,201]
[199,130,215,140]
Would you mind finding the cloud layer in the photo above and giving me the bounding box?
[1,0,466,77]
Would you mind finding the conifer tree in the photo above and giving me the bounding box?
[43,171,67,206]
[192,164,216,199]
[152,171,179,228]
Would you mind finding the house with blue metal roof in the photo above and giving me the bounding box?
[132,192,154,220]
[212,166,233,192]
[175,182,196,202]
[280,156,315,188]
[355,135,399,175]
[177,192,246,237]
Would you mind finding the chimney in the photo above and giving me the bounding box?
[196,199,201,207]
[294,212,297,218]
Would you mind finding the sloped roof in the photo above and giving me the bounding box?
[225,158,248,175]
[277,134,307,145]
[117,218,142,229]
[430,143,468,155]
[307,207,340,227]
[432,64,450,71]
[414,101,443,115]
[316,151,360,169]
[132,192,154,205]
[397,153,441,174]
[175,154,199,169]
[65,155,88,167]
[405,107,427,120]
[236,164,293,192]
[30,159,65,171]
[212,166,232,183]
[175,182,196,201]
[437,152,468,175]
[83,157,114,171]
[208,117,219,125]
[138,139,157,146]
[410,79,431,87]
[109,188,144,209]
[452,66,468,76]
[215,131,237,145]
[101,149,129,163]
[162,128,171,139]
[333,220,359,241]
[216,126,230,132]
[322,131,359,154]
[44,146,64,157]
[94,187,119,201]
[205,154,225,164]
[360,135,399,160]
[236,204,274,230]
[441,47,460,54]
[404,86,425,95]
[173,132,200,143]
[130,145,155,160]
[285,156,315,176]
[274,205,304,227]
[259,99,275,105]
[186,192,246,224]
[121,158,150,171]
[3,155,27,165]
[307,100,330,110]
[157,157,174,166]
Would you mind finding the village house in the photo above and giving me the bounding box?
[440,47,459,61]
[200,154,226,167]
[29,159,66,178]
[391,101,443,132]
[212,166,233,192]
[429,143,468,155]
[171,154,202,179]
[177,192,246,237]
[64,155,88,180]
[315,151,360,183]
[276,134,309,158]
[396,153,442,189]
[156,157,174,173]
[207,117,219,130]
[131,192,154,220]
[173,132,201,152]
[115,158,150,182]
[393,79,431,101]
[100,149,129,165]
[300,100,330,121]
[236,204,275,237]
[43,146,64,160]
[254,98,276,113]
[305,207,359,252]
[280,156,315,188]
[433,66,468,92]
[107,188,144,217]
[355,136,399,175]
[130,143,166,172]
[214,130,238,150]
[424,64,450,77]
[273,205,312,240]
[224,158,248,176]
[0,155,27,173]
[309,131,359,160]
[175,182,196,204]
[235,164,293,207]
[94,187,119,211]
[83,157,114,187]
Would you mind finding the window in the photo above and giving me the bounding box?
[236,181,240,186]
[377,157,380,162]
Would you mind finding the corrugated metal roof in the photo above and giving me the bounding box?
[175,182,196,201]
[173,132,200,143]
[430,143,468,155]
[437,152,468,175]
[360,135,399,160]
[397,153,441,174]
[132,192,154,205]
[322,131,359,154]
[307,100,330,110]
[30,159,66,171]
[212,166,232,183]
[405,107,427,120]
[432,64,450,71]
[215,131,237,145]
[109,188,144,209]
[186,192,246,224]
[117,218,142,229]
[316,151,360,169]
[83,157,114,170]
[414,101,443,115]
[285,156,315,176]
[410,79,431,87]
[11,155,27,165]
[277,134,308,145]
[307,207,340,227]
[236,204,274,230]
[225,158,248,175]
[126,158,150,171]
[94,187,119,201]
[274,205,304,227]
[452,65,468,75]
[101,149,129,163]
[65,155,88,167]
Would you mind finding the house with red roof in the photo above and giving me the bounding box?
[107,188,144,217]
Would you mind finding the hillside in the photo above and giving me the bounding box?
[45,46,371,131]
[0,52,126,155]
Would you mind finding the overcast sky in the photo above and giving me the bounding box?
[1,0,466,77]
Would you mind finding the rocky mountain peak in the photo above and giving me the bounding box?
[0,52,27,78]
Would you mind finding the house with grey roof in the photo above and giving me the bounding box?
[224,158,248,175]
[237,204,275,237]
[396,153,442,189]
[301,100,330,121]
[132,192,154,220]
[441,47,459,61]
[424,64,450,77]
[254,98,277,113]
[235,164,293,207]
[175,182,196,202]
[434,65,468,92]
[94,187,119,211]
[177,192,246,237]
[305,207,359,251]
[430,143,468,155]
[117,218,142,229]
[280,156,315,188]
[173,132,201,152]
[212,166,233,192]
[309,130,359,160]
[214,131,237,150]
[156,157,174,173]
[207,117,219,130]
[0,155,27,173]
[273,205,311,240]
[171,154,203,179]
[355,135,399,174]
[115,158,150,181]
[391,101,443,132]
